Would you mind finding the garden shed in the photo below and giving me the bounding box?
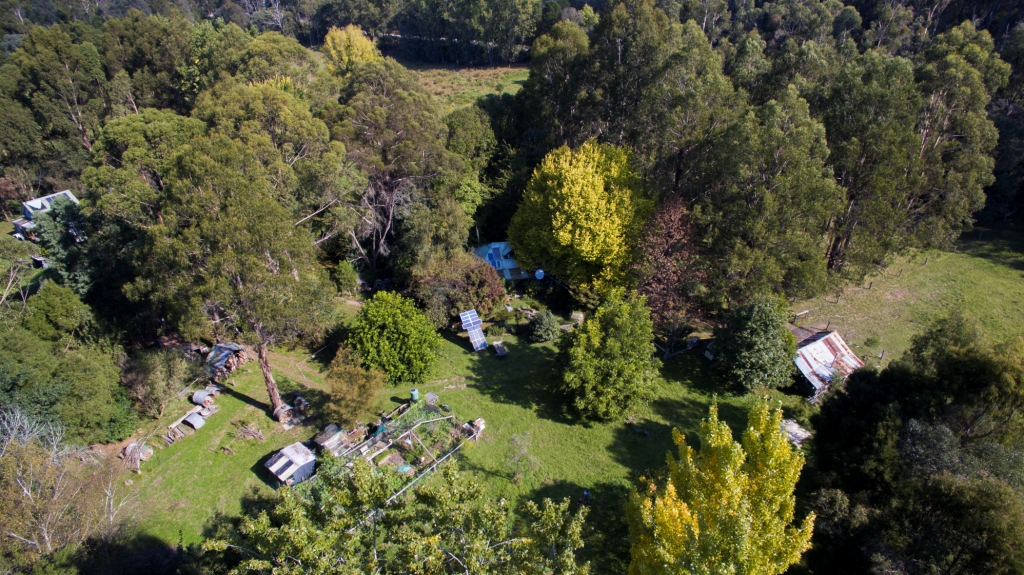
[793,331,864,399]
[265,442,316,486]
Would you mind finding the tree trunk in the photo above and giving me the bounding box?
[257,340,286,420]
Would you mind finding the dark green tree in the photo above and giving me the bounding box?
[527,309,562,342]
[712,297,796,392]
[127,135,336,421]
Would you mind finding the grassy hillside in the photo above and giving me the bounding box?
[791,223,1024,366]
[128,223,1024,560]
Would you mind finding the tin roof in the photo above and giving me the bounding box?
[183,412,206,429]
[793,331,864,394]
[265,442,316,481]
[22,190,79,217]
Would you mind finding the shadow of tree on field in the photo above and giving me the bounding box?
[524,480,633,575]
[961,223,1024,274]
[456,334,570,424]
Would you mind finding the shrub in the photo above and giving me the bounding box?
[712,296,797,392]
[486,324,504,337]
[557,290,660,420]
[324,346,385,426]
[527,310,562,342]
[122,349,203,419]
[332,260,359,294]
[411,251,505,328]
[349,291,442,386]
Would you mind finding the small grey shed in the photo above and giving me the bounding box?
[192,390,215,407]
[265,442,316,486]
[183,412,206,430]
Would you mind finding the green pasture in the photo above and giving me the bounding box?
[399,60,529,112]
[791,223,1024,366]
[130,223,1024,564]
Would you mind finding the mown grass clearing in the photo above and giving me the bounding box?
[790,223,1024,366]
[130,308,799,563]
[399,60,529,112]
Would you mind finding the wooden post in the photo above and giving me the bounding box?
[826,321,831,331]
[867,281,872,290]
[924,257,929,265]
[899,269,903,276]
[879,350,885,360]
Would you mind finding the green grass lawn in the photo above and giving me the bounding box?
[130,310,803,570]
[129,358,327,546]
[127,223,1024,562]
[790,223,1024,367]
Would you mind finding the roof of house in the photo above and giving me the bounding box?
[23,191,79,217]
[793,331,864,393]
[473,242,530,280]
[265,442,316,481]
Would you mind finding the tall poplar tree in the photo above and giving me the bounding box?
[626,401,814,575]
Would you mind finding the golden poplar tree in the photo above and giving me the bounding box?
[626,401,814,575]
[322,25,382,75]
[508,140,651,292]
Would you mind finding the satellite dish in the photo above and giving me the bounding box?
[535,269,545,279]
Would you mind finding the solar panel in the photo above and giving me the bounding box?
[459,310,481,330]
[459,310,488,351]
[468,328,487,351]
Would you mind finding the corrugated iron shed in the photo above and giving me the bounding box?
[793,331,864,397]
[265,442,316,485]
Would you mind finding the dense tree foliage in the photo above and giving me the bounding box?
[349,291,442,386]
[806,314,1024,574]
[204,459,589,574]
[627,401,814,575]
[509,141,652,292]
[557,289,659,420]
[1,0,1024,571]
[712,297,797,392]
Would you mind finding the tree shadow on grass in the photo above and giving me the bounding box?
[220,384,271,415]
[605,395,751,483]
[73,532,180,575]
[524,480,633,575]
[961,223,1024,273]
[460,338,570,424]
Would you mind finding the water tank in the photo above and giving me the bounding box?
[410,388,420,401]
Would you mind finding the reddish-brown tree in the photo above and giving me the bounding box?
[632,196,707,359]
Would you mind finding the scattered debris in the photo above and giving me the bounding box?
[119,442,154,473]
[782,419,812,448]
[234,421,265,441]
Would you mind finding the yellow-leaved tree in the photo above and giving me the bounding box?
[322,25,382,75]
[508,140,651,293]
[626,400,814,575]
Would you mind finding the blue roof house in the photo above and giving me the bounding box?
[473,242,532,280]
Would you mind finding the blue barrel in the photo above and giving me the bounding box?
[410,388,420,401]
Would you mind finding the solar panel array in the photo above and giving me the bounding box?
[459,309,487,351]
